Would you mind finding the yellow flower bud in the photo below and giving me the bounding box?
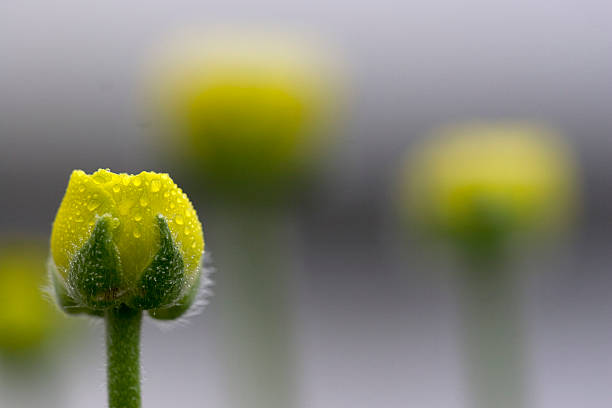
[401,123,576,242]
[148,29,338,200]
[49,169,204,317]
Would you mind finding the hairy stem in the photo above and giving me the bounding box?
[106,305,142,408]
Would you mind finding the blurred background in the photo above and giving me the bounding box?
[1,0,612,407]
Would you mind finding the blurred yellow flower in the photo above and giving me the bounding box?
[402,123,576,241]
[0,244,64,354]
[50,169,204,317]
[148,29,338,199]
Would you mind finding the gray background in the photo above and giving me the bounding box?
[1,0,612,406]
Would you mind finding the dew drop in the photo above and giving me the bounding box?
[133,230,141,238]
[163,191,170,198]
[139,197,149,207]
[87,200,100,211]
[175,215,184,225]
[133,178,142,187]
[170,203,175,209]
[75,216,84,223]
[92,172,110,184]
[79,186,86,193]
[112,184,121,193]
[150,180,161,192]
[184,226,191,235]
[134,213,143,222]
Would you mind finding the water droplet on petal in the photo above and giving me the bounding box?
[140,197,148,207]
[184,226,191,235]
[92,171,111,184]
[112,184,121,193]
[133,230,141,238]
[87,200,100,211]
[150,180,161,192]
[175,215,184,225]
[133,178,142,187]
[134,213,143,222]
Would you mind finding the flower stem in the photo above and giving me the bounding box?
[212,207,296,408]
[105,305,142,408]
[460,251,526,408]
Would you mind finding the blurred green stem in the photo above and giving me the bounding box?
[212,207,296,408]
[106,305,142,408]
[460,251,526,408]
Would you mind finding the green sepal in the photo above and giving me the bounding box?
[68,214,123,310]
[128,215,185,310]
[49,261,104,317]
[449,196,514,262]
[148,272,200,320]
